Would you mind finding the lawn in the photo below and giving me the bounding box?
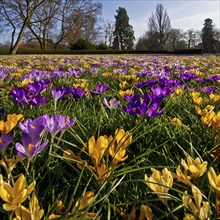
[0,54,220,219]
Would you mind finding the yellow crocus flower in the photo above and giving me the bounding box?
[139,204,153,220]
[182,186,209,220]
[108,129,132,166]
[207,167,220,192]
[211,111,220,131]
[175,88,184,96]
[119,81,128,89]
[0,174,35,211]
[191,92,202,106]
[96,162,110,184]
[173,166,192,185]
[88,136,108,168]
[118,89,134,98]
[209,93,220,105]
[18,79,32,88]
[0,156,24,174]
[201,111,215,127]
[14,195,44,220]
[0,114,23,134]
[183,213,196,220]
[145,168,173,205]
[181,157,207,179]
[71,191,94,213]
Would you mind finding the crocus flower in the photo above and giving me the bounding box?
[181,157,207,179]
[147,102,164,118]
[43,114,75,137]
[0,133,15,155]
[88,136,108,168]
[0,174,35,211]
[151,85,171,98]
[14,194,44,220]
[191,92,203,106]
[145,168,173,205]
[10,88,29,106]
[182,186,209,219]
[0,156,23,174]
[29,96,48,107]
[19,116,46,139]
[28,80,47,94]
[209,93,220,105]
[103,98,120,110]
[91,84,109,95]
[71,191,94,213]
[15,134,48,158]
[0,113,23,134]
[68,87,86,100]
[207,167,220,192]
[108,129,132,166]
[52,89,65,101]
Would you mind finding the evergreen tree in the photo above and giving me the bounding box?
[112,7,135,50]
[202,18,215,53]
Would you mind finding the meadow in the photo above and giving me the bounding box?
[0,54,220,220]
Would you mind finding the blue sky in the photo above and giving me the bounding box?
[97,0,220,40]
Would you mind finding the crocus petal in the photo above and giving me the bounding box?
[72,191,94,212]
[3,203,18,211]
[12,174,26,196]
[12,189,28,205]
[1,184,13,203]
[15,143,26,158]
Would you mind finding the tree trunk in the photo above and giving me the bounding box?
[10,20,29,55]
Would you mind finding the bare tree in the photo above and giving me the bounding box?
[103,20,115,47]
[184,29,201,49]
[213,28,220,52]
[26,1,60,50]
[167,29,186,50]
[147,4,172,49]
[0,0,45,54]
[52,0,102,49]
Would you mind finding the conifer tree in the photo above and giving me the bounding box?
[202,18,215,53]
[112,7,135,50]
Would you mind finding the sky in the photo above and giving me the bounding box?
[96,0,220,41]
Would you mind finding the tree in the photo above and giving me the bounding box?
[0,0,45,54]
[147,4,172,49]
[103,20,115,48]
[184,29,196,49]
[167,29,186,50]
[53,0,102,49]
[213,28,220,52]
[26,1,60,50]
[112,7,135,50]
[202,18,215,53]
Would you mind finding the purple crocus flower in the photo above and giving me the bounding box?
[15,134,48,158]
[103,98,120,110]
[19,116,46,139]
[29,96,48,107]
[52,89,65,101]
[10,88,29,106]
[68,88,86,100]
[147,102,164,118]
[151,85,171,98]
[43,114,76,137]
[0,133,15,155]
[91,84,109,95]
[28,81,47,94]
